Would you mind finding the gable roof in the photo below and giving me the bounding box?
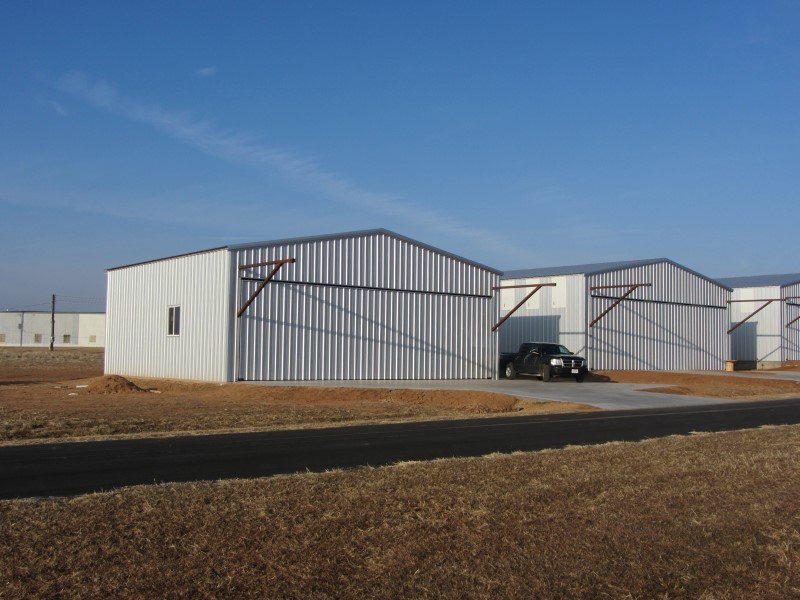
[716,273,800,289]
[109,229,501,274]
[502,258,732,290]
[502,258,669,279]
[233,228,501,274]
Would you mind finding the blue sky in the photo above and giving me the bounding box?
[2,1,799,311]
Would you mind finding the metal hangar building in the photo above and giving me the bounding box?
[498,259,732,371]
[717,273,800,368]
[105,229,501,382]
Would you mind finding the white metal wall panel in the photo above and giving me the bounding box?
[0,312,81,347]
[235,232,498,381]
[497,274,587,356]
[77,313,106,347]
[105,249,234,382]
[783,282,800,362]
[588,262,729,370]
[728,286,783,362]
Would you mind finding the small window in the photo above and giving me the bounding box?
[63,334,71,344]
[34,334,43,344]
[0,333,5,343]
[89,335,97,343]
[168,306,181,336]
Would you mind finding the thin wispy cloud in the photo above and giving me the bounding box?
[195,66,217,77]
[54,71,514,257]
[48,100,67,116]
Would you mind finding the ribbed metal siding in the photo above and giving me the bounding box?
[588,262,729,370]
[728,286,783,362]
[235,232,498,381]
[497,274,587,356]
[105,249,233,382]
[784,282,800,361]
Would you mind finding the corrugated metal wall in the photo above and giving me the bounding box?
[499,263,729,370]
[234,232,498,381]
[497,274,587,356]
[728,286,783,362]
[783,282,800,361]
[105,249,234,382]
[588,263,729,370]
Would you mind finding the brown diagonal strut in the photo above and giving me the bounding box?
[589,284,652,328]
[491,283,556,332]
[726,300,774,335]
[237,258,296,318]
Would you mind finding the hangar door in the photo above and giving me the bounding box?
[236,279,495,381]
[588,264,728,371]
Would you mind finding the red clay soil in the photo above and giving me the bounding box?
[593,370,800,400]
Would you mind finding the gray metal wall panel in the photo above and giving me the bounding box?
[105,249,232,382]
[587,262,729,370]
[728,286,783,362]
[590,299,728,370]
[235,231,498,381]
[783,282,800,361]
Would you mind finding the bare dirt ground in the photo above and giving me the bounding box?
[2,424,799,598]
[0,348,593,443]
[3,348,799,444]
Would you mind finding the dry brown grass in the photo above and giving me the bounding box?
[2,425,799,598]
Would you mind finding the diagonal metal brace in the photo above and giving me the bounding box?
[785,296,800,329]
[237,258,295,318]
[727,300,773,335]
[589,283,652,328]
[491,283,556,332]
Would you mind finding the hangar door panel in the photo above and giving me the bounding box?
[589,297,726,371]
[237,281,494,381]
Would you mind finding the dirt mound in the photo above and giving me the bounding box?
[86,375,145,394]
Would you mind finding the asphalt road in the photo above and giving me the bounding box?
[3,398,800,499]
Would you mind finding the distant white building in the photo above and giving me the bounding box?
[499,259,732,371]
[716,273,800,367]
[0,311,106,348]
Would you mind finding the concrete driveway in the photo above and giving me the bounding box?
[250,376,728,411]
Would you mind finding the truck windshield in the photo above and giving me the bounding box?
[542,344,572,355]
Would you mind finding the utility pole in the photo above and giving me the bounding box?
[50,294,55,351]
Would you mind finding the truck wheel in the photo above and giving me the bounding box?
[505,363,517,380]
[541,365,551,381]
[575,373,585,383]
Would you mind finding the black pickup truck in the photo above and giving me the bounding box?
[500,342,588,382]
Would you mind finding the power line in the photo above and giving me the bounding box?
[2,302,51,311]
[56,296,105,304]
[2,294,105,312]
